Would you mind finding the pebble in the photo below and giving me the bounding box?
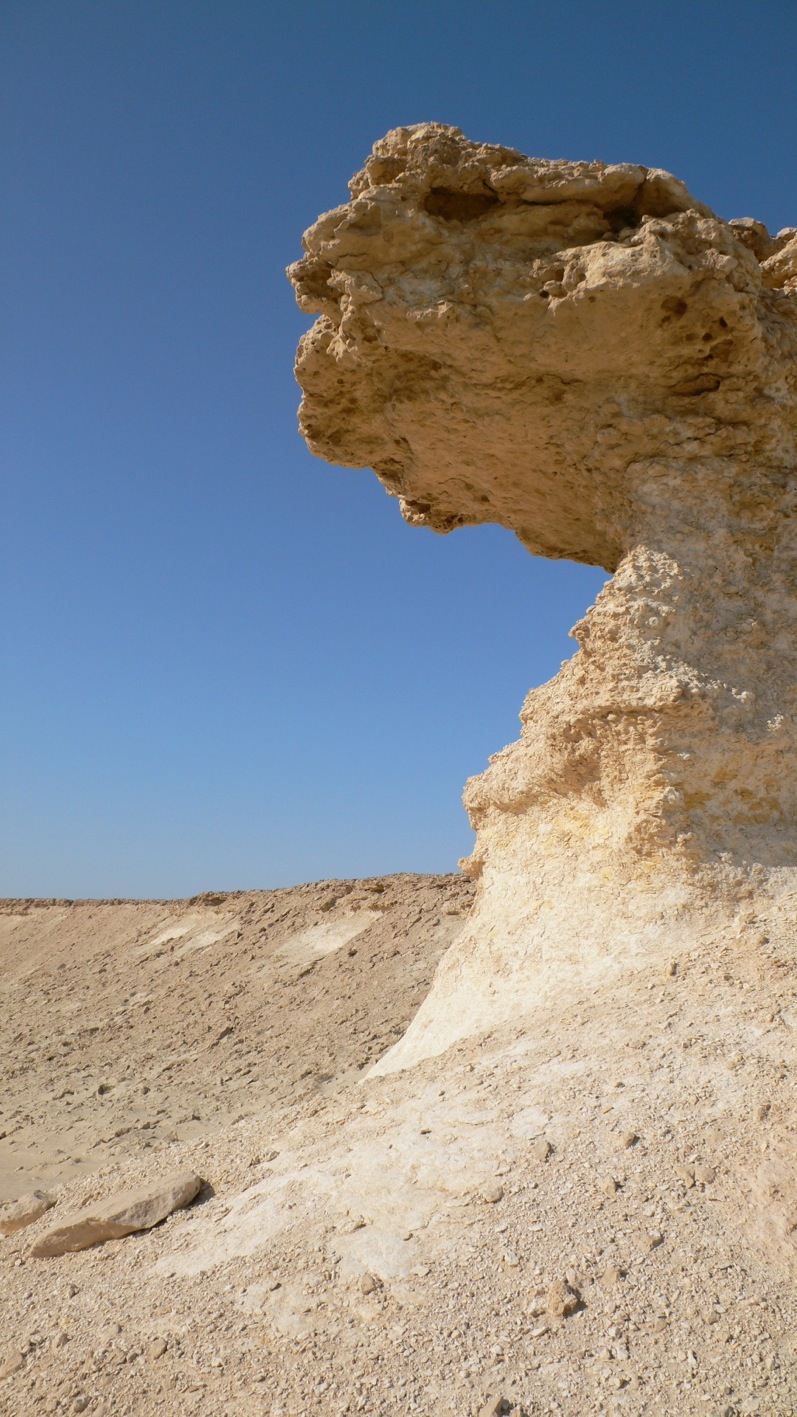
[635,1229,664,1253]
[621,1131,639,1149]
[694,1164,716,1185]
[600,1176,620,1196]
[531,1138,551,1162]
[360,1273,379,1295]
[602,1265,625,1286]
[481,1184,504,1205]
[547,1279,581,1317]
[147,1338,168,1359]
[0,1350,24,1379]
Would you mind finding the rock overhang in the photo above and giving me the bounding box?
[289,123,797,572]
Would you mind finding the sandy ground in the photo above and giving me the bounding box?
[0,875,472,1203]
[1,874,796,1416]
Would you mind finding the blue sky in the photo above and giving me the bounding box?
[3,0,795,897]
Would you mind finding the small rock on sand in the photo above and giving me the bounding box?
[0,1350,24,1379]
[480,1184,504,1205]
[547,1279,581,1317]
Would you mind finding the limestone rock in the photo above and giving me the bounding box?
[0,1189,55,1236]
[547,1278,581,1317]
[290,124,797,1071]
[30,1171,202,1258]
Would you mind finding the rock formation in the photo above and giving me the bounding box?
[289,124,797,1069]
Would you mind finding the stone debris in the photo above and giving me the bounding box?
[635,1229,664,1254]
[0,875,473,1217]
[30,1171,202,1257]
[1,873,797,1412]
[0,1189,55,1236]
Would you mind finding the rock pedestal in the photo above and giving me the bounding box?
[289,125,797,1068]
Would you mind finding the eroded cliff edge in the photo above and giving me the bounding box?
[289,124,797,1068]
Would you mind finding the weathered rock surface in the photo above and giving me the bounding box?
[30,1170,202,1257]
[0,1189,54,1236]
[289,123,797,1068]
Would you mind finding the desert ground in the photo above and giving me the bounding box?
[1,874,796,1417]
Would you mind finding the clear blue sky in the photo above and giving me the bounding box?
[3,1,795,897]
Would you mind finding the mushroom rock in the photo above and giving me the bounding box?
[288,124,797,1071]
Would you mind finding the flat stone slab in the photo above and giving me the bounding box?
[30,1170,202,1257]
[0,1190,55,1236]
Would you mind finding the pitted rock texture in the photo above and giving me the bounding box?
[290,124,797,1068]
[290,123,797,568]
